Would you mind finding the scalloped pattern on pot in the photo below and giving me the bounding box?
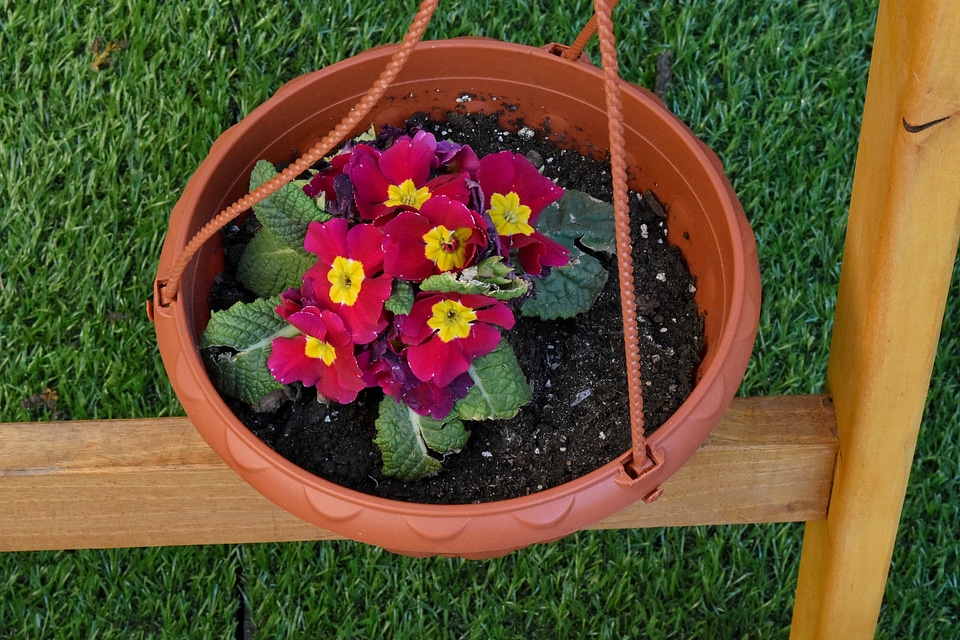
[224,427,271,474]
[402,515,471,542]
[303,486,364,522]
[174,349,204,402]
[511,495,577,529]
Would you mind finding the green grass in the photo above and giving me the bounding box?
[0,547,240,639]
[1,0,957,637]
[237,526,801,639]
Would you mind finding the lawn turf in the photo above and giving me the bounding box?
[1,0,957,638]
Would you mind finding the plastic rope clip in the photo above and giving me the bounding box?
[615,443,665,493]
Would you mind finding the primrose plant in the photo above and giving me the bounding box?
[201,126,616,481]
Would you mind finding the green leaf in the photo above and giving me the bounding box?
[374,396,470,482]
[420,257,530,301]
[520,249,608,320]
[200,296,290,349]
[384,279,415,315]
[204,347,285,409]
[519,189,614,320]
[536,189,617,255]
[249,159,331,248]
[454,341,531,421]
[199,297,296,406]
[420,411,471,453]
[236,227,316,297]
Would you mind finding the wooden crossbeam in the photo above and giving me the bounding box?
[0,395,836,552]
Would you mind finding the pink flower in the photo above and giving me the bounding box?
[302,217,393,344]
[397,292,515,388]
[477,151,569,275]
[268,302,367,404]
[381,196,488,282]
[346,131,471,220]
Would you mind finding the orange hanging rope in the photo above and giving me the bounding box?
[591,0,647,462]
[157,0,441,306]
[562,14,597,61]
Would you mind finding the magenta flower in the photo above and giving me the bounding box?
[498,230,569,277]
[397,371,473,419]
[477,150,569,275]
[346,130,471,220]
[301,217,393,344]
[358,341,473,419]
[381,196,489,282]
[268,302,367,404]
[435,139,480,176]
[303,151,351,202]
[397,292,515,388]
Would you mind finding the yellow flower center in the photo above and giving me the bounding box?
[327,256,365,306]
[422,225,472,272]
[427,299,478,343]
[488,191,534,237]
[385,179,432,210]
[304,336,337,365]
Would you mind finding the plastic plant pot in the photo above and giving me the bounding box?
[151,39,761,559]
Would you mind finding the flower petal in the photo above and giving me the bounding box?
[406,335,471,387]
[472,299,517,331]
[382,197,487,281]
[319,350,367,404]
[461,322,503,362]
[345,145,392,220]
[345,221,386,273]
[382,211,438,281]
[378,131,438,187]
[510,231,570,276]
[268,335,322,386]
[425,172,471,207]
[304,217,349,262]
[303,152,350,200]
[300,219,392,344]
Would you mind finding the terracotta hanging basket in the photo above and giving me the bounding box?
[150,38,760,558]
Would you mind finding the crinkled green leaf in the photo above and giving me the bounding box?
[520,248,608,320]
[537,189,617,255]
[454,341,531,421]
[200,296,289,350]
[519,189,613,320]
[374,396,469,482]
[199,297,295,406]
[421,257,530,301]
[249,159,331,248]
[236,227,316,297]
[384,279,415,315]
[204,347,284,409]
[420,411,470,453]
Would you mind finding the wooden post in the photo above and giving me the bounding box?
[791,2,960,638]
